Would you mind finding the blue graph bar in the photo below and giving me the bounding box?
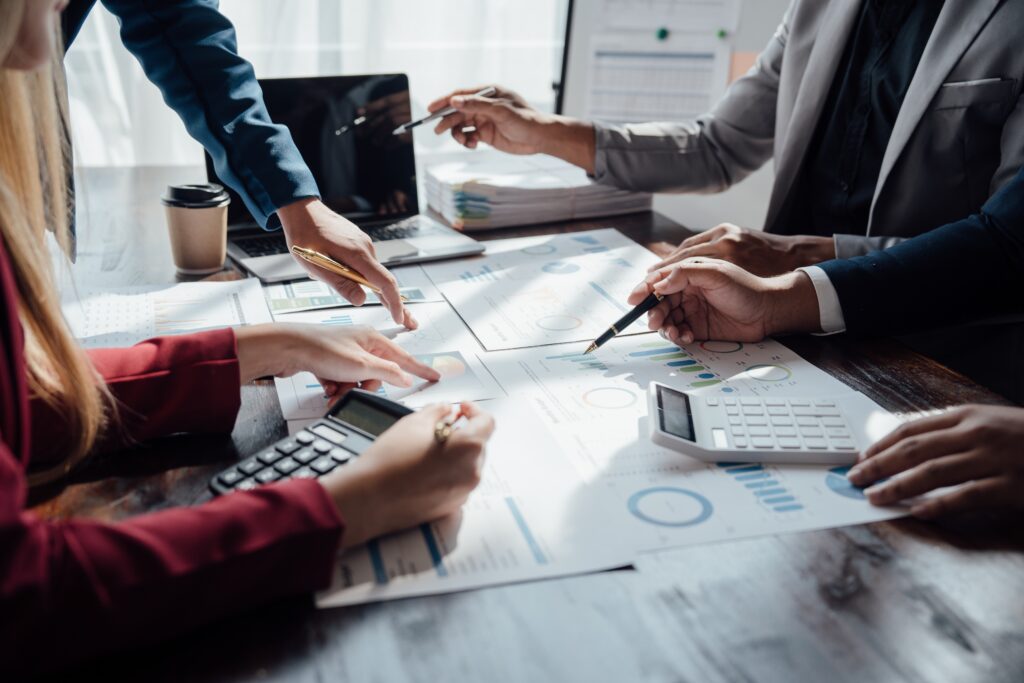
[629,347,682,357]
[572,235,600,245]
[419,524,448,577]
[589,281,628,313]
[698,373,716,379]
[736,472,770,481]
[668,359,697,367]
[755,488,789,498]
[506,497,548,565]
[367,540,388,585]
[774,504,804,512]
[583,246,609,253]
[324,315,353,326]
[744,479,780,489]
[764,496,797,505]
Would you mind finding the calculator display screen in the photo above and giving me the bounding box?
[657,386,696,442]
[330,396,404,436]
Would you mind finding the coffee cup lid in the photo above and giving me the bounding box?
[162,183,230,209]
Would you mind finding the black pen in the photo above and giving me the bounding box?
[584,293,665,354]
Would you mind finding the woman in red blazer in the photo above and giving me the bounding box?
[0,2,494,676]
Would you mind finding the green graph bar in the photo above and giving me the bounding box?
[691,379,721,387]
[646,352,688,361]
[678,365,707,373]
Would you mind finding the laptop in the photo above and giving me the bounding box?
[207,73,484,282]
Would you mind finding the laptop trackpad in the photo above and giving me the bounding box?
[375,239,421,261]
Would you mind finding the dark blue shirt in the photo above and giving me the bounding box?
[778,0,944,237]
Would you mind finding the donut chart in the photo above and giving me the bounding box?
[541,261,581,275]
[627,487,713,527]
[536,315,582,331]
[743,364,793,382]
[700,341,743,353]
[582,387,638,409]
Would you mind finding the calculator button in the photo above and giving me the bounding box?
[778,438,802,449]
[751,437,774,448]
[800,427,824,437]
[815,400,837,407]
[789,399,812,407]
[311,456,337,474]
[796,416,817,426]
[330,447,353,463]
[733,438,749,448]
[313,440,333,454]
[764,398,786,407]
[822,417,845,427]
[276,440,301,455]
[742,406,765,416]
[218,469,245,487]
[826,427,851,438]
[294,448,317,464]
[804,438,828,449]
[312,424,348,445]
[770,416,794,427]
[774,427,797,438]
[740,398,760,406]
[830,438,857,450]
[292,467,317,479]
[766,407,788,416]
[238,459,262,475]
[256,469,281,483]
[730,427,746,437]
[275,458,300,475]
[726,406,740,416]
[793,407,817,416]
[728,416,742,426]
[748,426,771,437]
[818,408,841,417]
[724,398,738,406]
[295,431,315,445]
[705,397,720,406]
[236,479,257,491]
[257,449,284,465]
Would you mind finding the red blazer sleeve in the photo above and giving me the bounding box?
[30,329,243,461]
[0,447,344,676]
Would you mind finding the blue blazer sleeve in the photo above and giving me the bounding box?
[819,166,1024,335]
[94,0,320,228]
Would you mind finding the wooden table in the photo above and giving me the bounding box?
[38,166,1024,683]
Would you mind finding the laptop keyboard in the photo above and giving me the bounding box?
[234,216,428,258]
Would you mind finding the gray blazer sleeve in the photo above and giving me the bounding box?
[590,9,789,194]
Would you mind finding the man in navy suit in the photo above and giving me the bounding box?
[61,0,413,327]
[628,165,1024,520]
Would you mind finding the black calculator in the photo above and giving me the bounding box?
[210,389,413,495]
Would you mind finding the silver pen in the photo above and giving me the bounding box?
[392,86,497,136]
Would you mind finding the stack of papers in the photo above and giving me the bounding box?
[424,154,652,230]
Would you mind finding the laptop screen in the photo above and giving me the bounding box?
[206,74,418,227]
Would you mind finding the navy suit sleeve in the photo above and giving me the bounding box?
[819,167,1024,335]
[98,0,320,228]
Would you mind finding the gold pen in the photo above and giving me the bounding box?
[291,245,408,302]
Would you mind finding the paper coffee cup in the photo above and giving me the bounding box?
[162,184,230,275]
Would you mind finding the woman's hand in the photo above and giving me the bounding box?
[428,85,597,173]
[651,224,836,277]
[234,323,439,397]
[321,402,495,548]
[847,405,1024,518]
[627,258,821,344]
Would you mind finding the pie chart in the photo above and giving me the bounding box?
[582,387,638,409]
[825,466,866,500]
[536,315,582,331]
[627,487,713,527]
[426,353,467,378]
[542,261,581,275]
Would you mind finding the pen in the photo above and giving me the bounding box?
[584,293,665,354]
[392,86,498,136]
[290,245,408,302]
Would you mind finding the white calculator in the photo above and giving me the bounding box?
[647,382,900,465]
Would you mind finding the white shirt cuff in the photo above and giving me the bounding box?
[797,266,847,335]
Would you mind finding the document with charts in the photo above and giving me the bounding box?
[479,335,904,554]
[422,229,660,350]
[273,302,504,419]
[317,399,634,607]
[263,265,442,315]
[63,279,271,348]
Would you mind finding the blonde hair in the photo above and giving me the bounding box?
[0,1,112,484]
